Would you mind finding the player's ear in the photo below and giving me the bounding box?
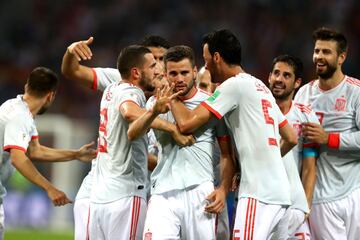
[268,73,272,84]
[294,78,302,90]
[193,65,198,77]
[131,67,141,79]
[213,52,221,63]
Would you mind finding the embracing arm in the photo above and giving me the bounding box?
[10,149,72,206]
[27,138,96,163]
[170,99,214,134]
[123,101,195,146]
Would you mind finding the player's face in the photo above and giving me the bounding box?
[269,62,300,100]
[197,69,213,93]
[148,46,167,78]
[166,58,196,97]
[203,44,220,83]
[313,40,342,80]
[139,53,157,92]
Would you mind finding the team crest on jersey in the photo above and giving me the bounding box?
[334,96,346,112]
[144,231,152,240]
[207,90,220,102]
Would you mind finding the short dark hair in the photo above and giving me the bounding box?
[117,45,152,79]
[140,35,171,49]
[202,29,242,65]
[313,27,347,54]
[271,54,304,79]
[164,45,195,69]
[26,67,58,97]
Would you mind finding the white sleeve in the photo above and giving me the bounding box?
[118,87,145,109]
[3,116,33,152]
[92,68,121,92]
[201,78,239,119]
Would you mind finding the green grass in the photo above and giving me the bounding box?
[5,229,73,240]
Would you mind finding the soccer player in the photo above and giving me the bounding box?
[294,27,360,239]
[0,67,96,239]
[128,45,235,240]
[269,54,319,239]
[168,30,298,239]
[197,66,231,240]
[87,45,194,240]
[61,36,179,240]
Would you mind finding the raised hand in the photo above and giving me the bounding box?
[152,84,182,115]
[76,141,97,162]
[67,36,94,61]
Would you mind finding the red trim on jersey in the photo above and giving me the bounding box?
[217,136,230,142]
[91,68,98,91]
[250,199,257,240]
[278,119,288,128]
[294,103,312,114]
[3,145,26,152]
[133,197,141,240]
[244,198,251,240]
[346,77,360,87]
[86,205,91,240]
[328,133,340,149]
[199,88,212,96]
[201,102,222,119]
[130,197,135,240]
[119,100,140,111]
[246,198,254,240]
[31,135,39,140]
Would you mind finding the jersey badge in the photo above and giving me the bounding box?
[334,96,346,112]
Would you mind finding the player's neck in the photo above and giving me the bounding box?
[22,94,45,117]
[318,69,345,91]
[222,65,244,82]
[276,97,292,115]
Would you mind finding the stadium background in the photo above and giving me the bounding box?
[0,0,359,239]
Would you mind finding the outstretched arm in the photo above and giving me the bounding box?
[27,138,96,163]
[10,149,72,206]
[170,98,214,134]
[61,37,95,89]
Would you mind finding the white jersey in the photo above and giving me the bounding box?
[202,73,291,205]
[90,82,148,203]
[282,101,319,213]
[294,76,360,203]
[0,95,38,201]
[91,67,121,91]
[149,88,228,194]
[75,67,119,201]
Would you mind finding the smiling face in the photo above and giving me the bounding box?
[166,58,197,97]
[313,40,344,80]
[269,61,300,100]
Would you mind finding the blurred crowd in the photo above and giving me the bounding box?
[1,0,360,123]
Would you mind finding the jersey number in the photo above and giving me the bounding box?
[261,99,278,146]
[98,108,108,152]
